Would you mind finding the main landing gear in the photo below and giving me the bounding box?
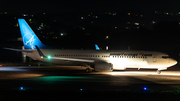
[85,68,92,73]
[84,64,93,73]
[157,70,161,74]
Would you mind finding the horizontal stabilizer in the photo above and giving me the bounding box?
[3,48,33,52]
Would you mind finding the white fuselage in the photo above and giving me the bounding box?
[22,50,177,70]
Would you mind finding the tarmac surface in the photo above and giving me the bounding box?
[0,65,180,100]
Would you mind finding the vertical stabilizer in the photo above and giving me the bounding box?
[95,44,100,50]
[18,19,48,49]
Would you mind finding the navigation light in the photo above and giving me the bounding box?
[47,55,51,59]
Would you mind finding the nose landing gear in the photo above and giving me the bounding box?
[157,70,161,74]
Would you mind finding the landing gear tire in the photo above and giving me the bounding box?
[111,67,113,72]
[85,68,92,73]
[157,70,161,74]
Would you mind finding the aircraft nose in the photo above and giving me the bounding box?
[170,58,177,65]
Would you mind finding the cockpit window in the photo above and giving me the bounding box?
[162,56,170,59]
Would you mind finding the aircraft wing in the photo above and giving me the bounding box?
[4,48,33,52]
[50,57,94,62]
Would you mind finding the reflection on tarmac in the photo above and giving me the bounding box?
[0,67,27,71]
[0,66,180,100]
[107,71,180,76]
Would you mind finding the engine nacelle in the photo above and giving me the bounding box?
[94,63,113,72]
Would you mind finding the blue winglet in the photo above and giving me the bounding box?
[95,44,100,50]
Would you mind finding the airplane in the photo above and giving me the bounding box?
[5,19,177,74]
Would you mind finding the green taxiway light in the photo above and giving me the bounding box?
[36,76,93,81]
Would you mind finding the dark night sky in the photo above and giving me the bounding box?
[1,0,180,13]
[1,0,180,61]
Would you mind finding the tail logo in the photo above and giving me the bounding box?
[18,19,50,49]
[23,33,36,49]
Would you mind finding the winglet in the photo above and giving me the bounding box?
[95,44,100,50]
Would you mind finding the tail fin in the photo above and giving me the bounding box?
[95,44,100,50]
[18,19,49,49]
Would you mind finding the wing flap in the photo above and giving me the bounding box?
[51,57,94,63]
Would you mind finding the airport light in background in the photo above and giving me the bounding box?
[135,23,139,25]
[152,21,156,24]
[144,87,147,90]
[20,87,25,91]
[106,46,108,50]
[106,36,109,39]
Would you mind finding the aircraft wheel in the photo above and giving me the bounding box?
[157,70,161,74]
[111,67,113,72]
[85,68,92,73]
